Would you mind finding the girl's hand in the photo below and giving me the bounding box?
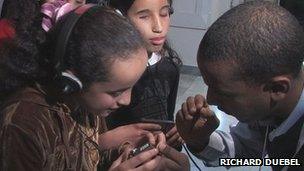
[99,123,161,150]
[109,148,161,171]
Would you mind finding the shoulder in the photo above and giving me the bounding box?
[0,88,51,169]
[0,87,57,134]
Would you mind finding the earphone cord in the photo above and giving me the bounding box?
[76,123,104,153]
[62,109,105,154]
[182,144,203,171]
[147,63,202,171]
[259,125,269,171]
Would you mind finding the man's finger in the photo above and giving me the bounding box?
[176,110,192,134]
[166,132,180,145]
[170,140,183,150]
[176,110,184,123]
[158,143,188,164]
[204,113,220,131]
[182,103,193,120]
[199,107,215,118]
[166,126,177,138]
[194,94,205,110]
[178,136,185,144]
[186,96,196,114]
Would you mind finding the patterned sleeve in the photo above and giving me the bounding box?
[0,123,44,170]
[97,117,120,170]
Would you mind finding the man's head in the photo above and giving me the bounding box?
[197,1,304,123]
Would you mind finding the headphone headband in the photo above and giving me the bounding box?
[52,3,97,94]
[54,3,96,72]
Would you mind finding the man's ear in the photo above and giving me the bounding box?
[263,76,291,101]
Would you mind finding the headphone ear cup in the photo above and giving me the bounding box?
[52,4,94,94]
[55,72,83,94]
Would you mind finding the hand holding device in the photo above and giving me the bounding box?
[99,123,161,150]
[139,119,183,150]
[109,147,161,171]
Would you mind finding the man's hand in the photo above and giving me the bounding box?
[176,95,219,152]
[166,126,184,150]
[157,143,190,171]
[99,123,161,150]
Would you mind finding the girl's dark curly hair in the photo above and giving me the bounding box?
[0,0,46,103]
[103,0,182,65]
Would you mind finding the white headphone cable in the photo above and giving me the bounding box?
[259,125,269,171]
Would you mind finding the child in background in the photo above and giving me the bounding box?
[105,0,183,150]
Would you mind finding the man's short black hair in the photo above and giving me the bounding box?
[197,1,304,84]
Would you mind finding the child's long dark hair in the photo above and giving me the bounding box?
[0,0,46,104]
[103,0,182,65]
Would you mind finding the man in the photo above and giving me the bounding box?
[176,1,304,171]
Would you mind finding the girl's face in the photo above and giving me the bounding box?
[80,48,148,117]
[127,0,170,53]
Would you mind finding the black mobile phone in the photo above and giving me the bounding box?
[128,143,153,159]
[140,118,175,133]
